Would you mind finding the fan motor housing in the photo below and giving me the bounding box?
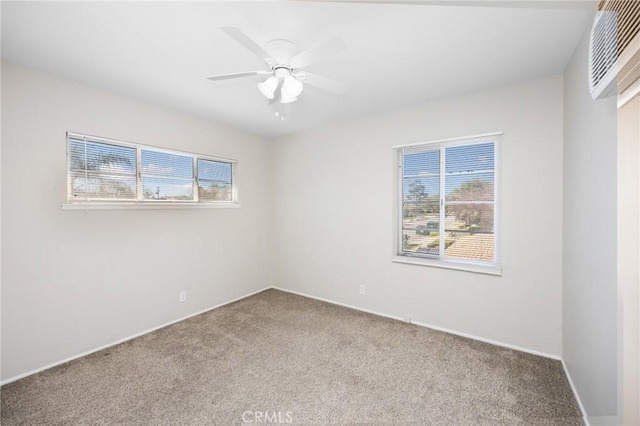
[264,39,299,66]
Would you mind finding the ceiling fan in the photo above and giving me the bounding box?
[207,27,348,105]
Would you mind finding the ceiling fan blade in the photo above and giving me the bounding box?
[207,70,269,82]
[291,37,346,69]
[221,27,275,65]
[296,72,347,95]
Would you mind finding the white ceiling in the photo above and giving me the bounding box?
[1,1,593,138]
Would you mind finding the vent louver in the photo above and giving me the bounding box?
[589,1,640,100]
[598,0,640,56]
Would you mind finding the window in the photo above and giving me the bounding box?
[394,133,500,274]
[197,158,233,202]
[66,132,237,208]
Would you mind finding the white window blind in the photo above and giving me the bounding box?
[67,133,238,206]
[68,137,137,200]
[396,134,500,273]
[197,158,233,202]
[141,149,194,201]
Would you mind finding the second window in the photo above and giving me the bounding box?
[396,134,500,271]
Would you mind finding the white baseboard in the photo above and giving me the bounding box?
[272,286,562,361]
[1,286,271,386]
[561,359,590,426]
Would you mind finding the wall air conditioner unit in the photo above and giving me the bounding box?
[589,10,618,100]
[588,0,640,106]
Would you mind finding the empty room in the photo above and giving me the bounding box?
[1,1,639,425]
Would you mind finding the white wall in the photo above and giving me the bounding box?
[563,24,619,424]
[0,63,273,381]
[273,75,565,357]
[617,96,639,426]
[0,55,3,383]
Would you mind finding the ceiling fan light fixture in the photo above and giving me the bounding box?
[282,75,304,99]
[280,94,298,104]
[258,76,279,99]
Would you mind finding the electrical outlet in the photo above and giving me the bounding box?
[179,291,187,303]
[359,285,366,295]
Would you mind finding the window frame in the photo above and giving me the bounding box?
[63,132,239,210]
[392,132,502,275]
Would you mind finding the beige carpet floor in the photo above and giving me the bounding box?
[1,289,582,425]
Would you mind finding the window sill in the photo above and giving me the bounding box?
[61,202,241,211]
[392,255,502,276]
